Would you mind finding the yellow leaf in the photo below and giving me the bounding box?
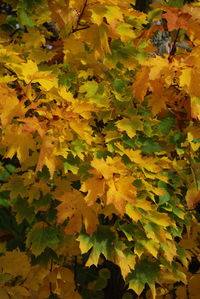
[146,211,171,227]
[91,156,128,180]
[129,279,144,296]
[57,190,98,235]
[3,124,36,163]
[10,60,58,90]
[0,289,9,299]
[116,117,143,138]
[125,203,142,222]
[139,239,159,258]
[161,241,177,262]
[107,176,136,214]
[148,283,156,299]
[116,143,163,173]
[22,29,45,49]
[81,175,105,206]
[190,96,200,119]
[69,119,93,144]
[114,243,136,278]
[0,84,25,127]
[36,135,57,177]
[23,265,49,292]
[0,250,30,278]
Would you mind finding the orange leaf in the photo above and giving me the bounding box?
[162,7,191,31]
[132,66,150,103]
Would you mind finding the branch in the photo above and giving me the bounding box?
[168,28,180,62]
[77,0,88,27]
[72,25,90,33]
[0,63,17,76]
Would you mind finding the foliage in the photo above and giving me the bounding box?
[0,0,200,298]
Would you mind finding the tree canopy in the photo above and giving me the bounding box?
[0,0,200,298]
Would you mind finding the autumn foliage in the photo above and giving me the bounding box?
[0,0,200,298]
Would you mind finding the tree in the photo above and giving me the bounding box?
[0,0,200,298]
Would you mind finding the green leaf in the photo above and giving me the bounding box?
[127,259,160,295]
[26,224,60,256]
[141,139,162,153]
[116,117,143,138]
[158,116,174,135]
[113,78,125,92]
[79,81,99,97]
[95,269,111,290]
[78,226,115,266]
[14,196,35,223]
[167,0,184,8]
[0,273,13,283]
[18,7,36,27]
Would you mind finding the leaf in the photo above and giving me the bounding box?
[127,259,160,296]
[79,81,99,97]
[116,117,143,138]
[3,125,36,163]
[146,211,171,227]
[36,135,57,177]
[125,203,142,222]
[0,250,30,278]
[163,7,191,31]
[132,66,149,103]
[81,175,105,206]
[0,84,25,127]
[186,184,200,209]
[23,265,49,292]
[26,222,60,256]
[114,242,136,278]
[144,222,167,243]
[0,289,9,299]
[158,115,174,135]
[167,0,184,8]
[78,226,115,266]
[57,190,98,235]
[107,176,137,214]
[141,139,162,153]
[18,7,36,27]
[13,196,35,223]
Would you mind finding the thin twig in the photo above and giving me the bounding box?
[0,63,17,76]
[77,0,88,27]
[49,258,54,295]
[72,25,90,33]
[168,28,180,62]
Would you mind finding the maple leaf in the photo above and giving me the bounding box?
[162,7,191,31]
[57,190,98,235]
[23,265,49,292]
[36,135,57,177]
[78,226,115,266]
[57,267,82,299]
[107,176,136,214]
[9,60,58,90]
[113,241,136,278]
[3,124,36,163]
[26,222,60,256]
[69,119,94,145]
[0,250,30,278]
[186,183,200,209]
[180,66,200,97]
[116,116,143,138]
[0,84,25,127]
[132,66,149,103]
[48,0,79,36]
[81,173,105,206]
[127,259,160,297]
